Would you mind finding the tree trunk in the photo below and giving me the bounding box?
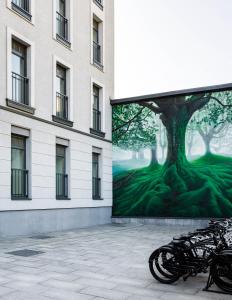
[198,130,213,154]
[150,144,158,166]
[138,149,145,160]
[161,106,190,167]
[132,151,137,160]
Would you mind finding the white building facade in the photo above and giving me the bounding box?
[0,0,114,236]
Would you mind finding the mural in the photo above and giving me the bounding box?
[112,90,232,218]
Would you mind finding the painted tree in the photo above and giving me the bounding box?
[112,104,158,165]
[113,91,232,218]
[139,92,232,166]
[189,92,232,154]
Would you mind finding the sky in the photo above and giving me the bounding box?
[114,0,232,98]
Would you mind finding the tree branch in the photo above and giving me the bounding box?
[210,96,232,108]
[112,107,145,132]
[139,102,162,114]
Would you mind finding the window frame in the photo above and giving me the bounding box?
[52,56,73,127]
[56,143,69,200]
[90,79,106,137]
[53,0,73,48]
[7,27,35,112]
[7,0,35,23]
[11,133,30,200]
[92,151,102,200]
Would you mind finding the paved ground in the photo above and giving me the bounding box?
[0,224,231,300]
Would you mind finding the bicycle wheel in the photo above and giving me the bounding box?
[211,261,232,293]
[149,247,181,284]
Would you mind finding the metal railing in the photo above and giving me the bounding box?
[93,108,101,131]
[11,169,28,199]
[56,92,69,120]
[12,72,29,105]
[56,11,69,42]
[12,0,30,13]
[56,173,68,199]
[94,0,103,9]
[92,177,101,199]
[93,41,102,65]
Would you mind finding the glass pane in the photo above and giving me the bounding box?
[56,65,66,94]
[92,153,99,178]
[93,86,100,110]
[12,148,25,169]
[12,135,25,149]
[57,0,65,16]
[56,145,65,174]
[12,53,25,76]
[93,29,98,43]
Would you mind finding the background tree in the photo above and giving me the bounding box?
[189,92,232,154]
[113,104,159,165]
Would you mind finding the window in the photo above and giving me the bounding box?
[93,85,101,131]
[11,134,28,199]
[92,152,101,199]
[56,0,70,45]
[56,64,68,120]
[56,144,68,199]
[11,39,29,105]
[93,19,102,67]
[11,0,31,20]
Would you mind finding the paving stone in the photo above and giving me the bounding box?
[42,288,94,300]
[80,286,131,300]
[0,224,228,300]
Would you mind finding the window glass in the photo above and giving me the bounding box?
[56,65,66,95]
[56,145,66,174]
[93,20,99,43]
[11,135,26,170]
[93,86,100,110]
[57,0,65,16]
[12,40,26,76]
[92,153,99,178]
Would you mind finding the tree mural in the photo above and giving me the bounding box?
[113,91,232,218]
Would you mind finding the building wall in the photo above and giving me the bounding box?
[0,0,114,234]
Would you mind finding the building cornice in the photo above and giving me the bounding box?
[111,83,232,105]
[0,105,112,144]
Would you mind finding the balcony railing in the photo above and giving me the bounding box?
[93,0,103,9]
[93,108,101,131]
[56,173,68,199]
[11,0,31,20]
[92,177,101,199]
[11,169,28,199]
[56,92,69,120]
[12,72,29,105]
[93,41,102,66]
[56,11,69,42]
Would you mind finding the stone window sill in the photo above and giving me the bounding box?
[52,115,74,127]
[6,99,35,115]
[90,128,106,138]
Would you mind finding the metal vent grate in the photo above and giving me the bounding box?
[6,249,44,257]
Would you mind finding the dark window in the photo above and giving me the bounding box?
[11,39,29,105]
[92,152,101,199]
[93,85,101,131]
[56,64,68,120]
[11,0,31,20]
[93,20,102,65]
[11,134,28,199]
[56,144,68,199]
[56,0,69,42]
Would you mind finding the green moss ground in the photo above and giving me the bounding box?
[113,154,232,218]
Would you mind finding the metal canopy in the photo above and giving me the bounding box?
[111,83,232,105]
